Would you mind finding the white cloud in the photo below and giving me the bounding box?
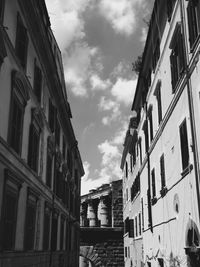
[82,161,91,181]
[98,0,140,36]
[111,77,137,106]
[90,74,111,91]
[64,43,100,97]
[45,0,85,52]
[98,97,121,125]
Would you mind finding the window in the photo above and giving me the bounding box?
[148,106,154,142]
[28,111,41,172]
[139,213,141,236]
[158,258,164,267]
[15,13,28,69]
[0,24,7,66]
[129,219,135,238]
[24,191,38,250]
[51,212,58,251]
[33,60,42,103]
[170,23,185,92]
[179,119,189,171]
[167,0,176,21]
[154,80,162,125]
[151,168,156,198]
[135,217,138,237]
[187,0,200,49]
[8,71,29,154]
[1,170,21,250]
[125,247,127,258]
[43,204,51,250]
[152,39,160,72]
[46,153,52,188]
[55,116,60,147]
[160,154,166,189]
[124,217,130,234]
[125,161,128,178]
[143,120,149,153]
[131,173,140,201]
[48,99,55,133]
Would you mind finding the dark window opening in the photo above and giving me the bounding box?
[187,0,200,49]
[151,168,156,198]
[33,61,42,103]
[179,119,189,171]
[154,81,162,125]
[28,123,40,172]
[15,13,28,69]
[170,23,185,92]
[24,193,37,250]
[160,154,166,189]
[46,153,52,188]
[43,205,51,250]
[51,213,58,251]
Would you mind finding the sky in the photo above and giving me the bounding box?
[45,0,154,195]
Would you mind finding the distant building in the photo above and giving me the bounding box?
[80,180,124,267]
[0,1,84,267]
[121,0,200,266]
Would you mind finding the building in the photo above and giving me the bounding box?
[121,0,200,266]
[0,1,84,267]
[121,117,143,267]
[80,180,124,267]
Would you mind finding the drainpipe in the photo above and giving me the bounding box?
[180,0,200,219]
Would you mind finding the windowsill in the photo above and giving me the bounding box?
[160,186,168,198]
[181,164,193,178]
[151,197,157,205]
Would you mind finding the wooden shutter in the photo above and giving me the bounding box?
[179,119,189,170]
[151,169,156,198]
[15,14,28,69]
[33,63,42,102]
[129,219,135,238]
[160,154,166,188]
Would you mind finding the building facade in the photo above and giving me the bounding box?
[80,180,124,267]
[121,0,200,266]
[0,1,84,266]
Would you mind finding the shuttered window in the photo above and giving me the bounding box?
[187,0,200,49]
[154,81,162,125]
[148,107,154,142]
[15,13,28,69]
[1,176,20,250]
[151,168,156,198]
[129,219,135,238]
[48,99,55,133]
[28,123,40,172]
[160,154,166,189]
[46,153,52,188]
[179,119,189,171]
[9,95,24,154]
[43,205,51,250]
[33,61,42,103]
[51,213,58,251]
[24,193,37,250]
[170,23,185,92]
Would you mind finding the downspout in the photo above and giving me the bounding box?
[180,0,200,219]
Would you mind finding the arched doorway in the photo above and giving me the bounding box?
[185,219,200,267]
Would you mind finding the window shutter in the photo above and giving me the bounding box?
[34,63,42,103]
[151,169,156,198]
[129,219,135,238]
[16,14,28,69]
[160,154,166,188]
[179,119,189,170]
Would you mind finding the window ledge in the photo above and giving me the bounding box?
[151,197,157,205]
[181,164,193,178]
[160,187,168,198]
